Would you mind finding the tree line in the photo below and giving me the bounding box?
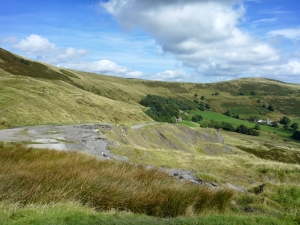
[140,94,196,123]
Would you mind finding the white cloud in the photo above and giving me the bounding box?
[282,61,300,75]
[13,34,88,63]
[252,17,277,25]
[268,28,300,40]
[58,60,144,78]
[101,0,283,79]
[0,36,18,44]
[154,69,190,81]
[259,7,290,15]
[13,34,56,54]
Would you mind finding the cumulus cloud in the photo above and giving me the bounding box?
[100,0,285,79]
[58,60,144,78]
[13,34,88,63]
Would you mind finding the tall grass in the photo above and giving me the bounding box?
[0,142,234,218]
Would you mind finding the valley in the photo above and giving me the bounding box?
[1,48,300,224]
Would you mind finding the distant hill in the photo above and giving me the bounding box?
[1,47,300,128]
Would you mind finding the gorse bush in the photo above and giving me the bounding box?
[0,143,234,218]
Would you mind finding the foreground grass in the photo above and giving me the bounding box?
[0,202,296,225]
[0,142,234,218]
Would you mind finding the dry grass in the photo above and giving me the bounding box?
[0,142,234,218]
[0,73,151,126]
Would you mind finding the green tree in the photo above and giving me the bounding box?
[192,114,203,123]
[236,124,249,134]
[198,102,206,111]
[267,105,275,111]
[250,91,256,95]
[224,109,234,117]
[254,124,261,130]
[280,116,290,125]
[221,122,235,131]
[249,116,259,122]
[234,115,240,119]
[200,96,205,100]
[214,92,219,95]
[291,122,299,131]
[283,124,289,130]
[292,131,300,140]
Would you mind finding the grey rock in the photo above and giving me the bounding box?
[226,183,248,193]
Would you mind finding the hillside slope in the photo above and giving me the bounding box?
[0,48,151,127]
[1,47,300,128]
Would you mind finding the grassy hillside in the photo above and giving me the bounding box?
[1,47,300,128]
[1,48,300,224]
[70,71,300,121]
[101,123,300,223]
[0,48,151,127]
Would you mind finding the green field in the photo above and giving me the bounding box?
[188,110,294,139]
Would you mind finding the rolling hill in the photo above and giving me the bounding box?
[1,47,300,224]
[1,47,300,129]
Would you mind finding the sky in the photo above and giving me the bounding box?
[0,0,300,83]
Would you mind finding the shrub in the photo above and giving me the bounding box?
[267,105,275,111]
[236,124,249,134]
[254,124,261,130]
[280,116,290,125]
[292,131,300,140]
[291,123,299,131]
[198,102,206,111]
[221,122,235,132]
[192,115,203,123]
[236,124,259,136]
[271,122,279,128]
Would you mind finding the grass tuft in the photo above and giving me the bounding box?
[0,117,12,128]
[0,142,234,218]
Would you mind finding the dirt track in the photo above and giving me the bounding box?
[0,124,115,158]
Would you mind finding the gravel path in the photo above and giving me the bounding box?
[0,124,113,158]
[0,123,159,159]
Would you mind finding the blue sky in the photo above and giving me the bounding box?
[0,0,300,83]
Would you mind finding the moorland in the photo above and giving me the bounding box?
[1,47,300,224]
